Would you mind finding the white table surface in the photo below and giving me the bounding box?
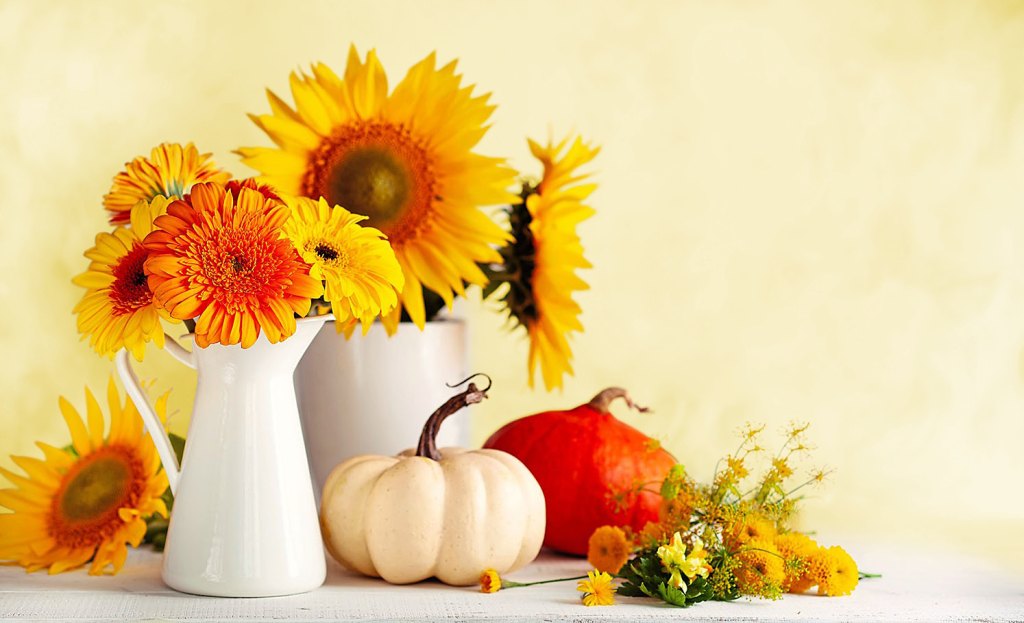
[1,539,1021,622]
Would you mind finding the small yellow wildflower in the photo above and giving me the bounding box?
[741,423,765,442]
[657,532,711,590]
[587,525,631,575]
[479,568,502,593]
[772,457,794,479]
[786,422,810,439]
[727,456,749,479]
[577,570,616,606]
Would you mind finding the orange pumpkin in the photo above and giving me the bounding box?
[483,388,676,555]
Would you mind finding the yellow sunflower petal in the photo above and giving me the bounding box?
[240,47,515,327]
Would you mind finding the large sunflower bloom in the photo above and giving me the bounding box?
[490,135,599,391]
[237,46,517,330]
[283,196,404,333]
[144,182,323,348]
[103,142,230,225]
[0,379,169,575]
[72,197,179,361]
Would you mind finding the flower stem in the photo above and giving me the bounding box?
[502,574,590,589]
[859,571,882,579]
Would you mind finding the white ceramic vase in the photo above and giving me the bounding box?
[115,316,328,597]
[295,319,470,496]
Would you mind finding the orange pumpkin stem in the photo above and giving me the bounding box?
[416,374,492,461]
[587,387,651,415]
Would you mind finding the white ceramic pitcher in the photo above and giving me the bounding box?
[114,316,328,597]
[295,318,469,498]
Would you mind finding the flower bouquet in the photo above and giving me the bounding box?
[1,45,598,581]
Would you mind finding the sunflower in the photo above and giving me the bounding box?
[282,196,404,333]
[73,197,178,361]
[103,142,230,225]
[144,181,323,348]
[0,379,169,575]
[237,46,517,330]
[489,135,599,391]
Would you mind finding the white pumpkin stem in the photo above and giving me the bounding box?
[416,374,492,461]
[587,387,651,414]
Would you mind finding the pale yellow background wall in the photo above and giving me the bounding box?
[2,0,1023,571]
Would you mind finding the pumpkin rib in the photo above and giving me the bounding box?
[471,449,546,573]
[364,457,447,584]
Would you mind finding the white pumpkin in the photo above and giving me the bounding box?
[319,377,546,586]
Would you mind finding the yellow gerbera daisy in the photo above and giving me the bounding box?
[103,142,230,225]
[282,196,404,333]
[73,197,179,361]
[0,379,169,575]
[237,45,517,330]
[489,135,599,391]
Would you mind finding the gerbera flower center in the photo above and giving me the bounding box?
[314,243,340,261]
[304,122,434,244]
[109,244,153,315]
[194,227,286,308]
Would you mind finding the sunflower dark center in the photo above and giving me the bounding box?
[231,256,247,273]
[315,243,340,261]
[329,148,410,227]
[495,184,539,326]
[60,456,131,522]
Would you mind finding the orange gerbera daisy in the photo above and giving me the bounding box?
[238,46,517,330]
[0,379,169,575]
[103,143,230,225]
[143,181,323,348]
[72,197,179,360]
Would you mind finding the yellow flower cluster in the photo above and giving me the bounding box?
[780,538,859,596]
[599,422,863,605]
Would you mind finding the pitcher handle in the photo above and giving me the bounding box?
[114,333,195,495]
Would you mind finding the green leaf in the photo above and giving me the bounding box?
[657,581,690,607]
[169,433,186,464]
